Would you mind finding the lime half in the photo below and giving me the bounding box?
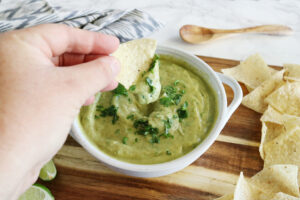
[39,160,57,181]
[18,184,54,200]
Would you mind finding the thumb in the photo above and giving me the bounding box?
[58,56,120,103]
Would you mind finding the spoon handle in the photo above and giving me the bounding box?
[214,25,292,35]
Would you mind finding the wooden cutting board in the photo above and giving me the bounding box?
[39,56,278,200]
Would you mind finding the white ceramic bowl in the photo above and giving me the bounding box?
[71,45,243,178]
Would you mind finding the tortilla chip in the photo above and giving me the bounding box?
[264,126,300,183]
[261,117,300,159]
[221,54,277,90]
[233,172,266,200]
[283,117,300,133]
[215,194,233,200]
[265,82,300,116]
[249,165,300,197]
[284,64,300,82]
[271,192,300,200]
[113,38,157,89]
[242,70,285,113]
[260,105,300,125]
[215,173,258,200]
[259,122,285,159]
[214,166,299,200]
[245,85,253,92]
[260,105,285,124]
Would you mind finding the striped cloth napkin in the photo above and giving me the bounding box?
[0,0,163,42]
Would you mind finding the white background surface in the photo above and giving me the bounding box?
[50,0,300,66]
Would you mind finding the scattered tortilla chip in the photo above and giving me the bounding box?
[242,70,285,113]
[283,117,300,133]
[260,114,300,159]
[221,54,277,90]
[284,64,300,82]
[260,105,300,126]
[233,172,258,200]
[220,54,300,200]
[245,85,254,92]
[271,192,300,200]
[264,127,300,183]
[249,165,300,197]
[215,194,233,200]
[214,173,259,200]
[260,105,285,124]
[259,122,285,159]
[215,166,300,200]
[113,38,157,89]
[265,82,300,116]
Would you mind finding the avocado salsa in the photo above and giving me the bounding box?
[79,55,218,164]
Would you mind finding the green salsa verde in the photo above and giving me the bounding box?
[79,55,218,164]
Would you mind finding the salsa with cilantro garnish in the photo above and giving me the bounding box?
[79,55,217,164]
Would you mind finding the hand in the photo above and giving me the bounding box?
[0,24,120,199]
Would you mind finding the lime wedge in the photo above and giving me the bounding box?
[18,184,54,200]
[39,160,57,181]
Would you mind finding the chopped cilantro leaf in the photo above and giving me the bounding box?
[134,119,148,128]
[180,90,185,94]
[159,97,173,107]
[135,138,139,143]
[122,137,128,144]
[94,115,100,119]
[133,118,176,144]
[163,118,172,129]
[163,130,171,138]
[166,150,172,155]
[148,54,160,72]
[129,85,136,91]
[159,85,183,107]
[113,83,128,96]
[162,118,173,138]
[99,105,119,124]
[177,101,188,120]
[150,134,160,144]
[126,114,134,120]
[164,85,176,96]
[173,94,182,105]
[182,101,188,109]
[134,119,158,136]
[174,80,180,86]
[146,77,155,93]
[115,129,120,134]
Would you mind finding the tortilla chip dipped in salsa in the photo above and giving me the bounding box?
[113,38,157,89]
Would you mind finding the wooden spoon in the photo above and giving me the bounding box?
[180,24,293,44]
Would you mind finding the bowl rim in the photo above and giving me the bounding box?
[71,45,228,172]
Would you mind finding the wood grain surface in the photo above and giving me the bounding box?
[38,56,280,200]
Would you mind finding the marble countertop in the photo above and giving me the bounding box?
[50,0,300,66]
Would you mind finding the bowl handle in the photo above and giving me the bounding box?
[217,72,243,120]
